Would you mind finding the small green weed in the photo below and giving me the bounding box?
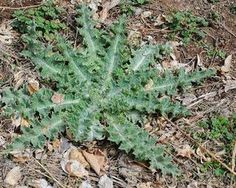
[127,0,149,5]
[165,11,208,44]
[120,0,149,15]
[132,0,148,4]
[120,2,135,15]
[12,0,66,40]
[207,48,226,59]
[197,115,236,142]
[196,115,236,176]
[208,0,220,4]
[230,4,236,15]
[199,42,226,59]
[208,11,221,22]
[201,161,225,176]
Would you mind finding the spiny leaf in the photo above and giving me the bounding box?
[106,116,179,175]
[10,116,64,150]
[76,5,102,55]
[103,17,125,86]
[129,44,171,72]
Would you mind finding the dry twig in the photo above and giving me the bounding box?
[0,3,43,10]
[34,158,67,188]
[217,21,236,38]
[232,141,236,171]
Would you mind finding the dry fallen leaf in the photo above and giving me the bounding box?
[27,79,39,95]
[144,79,154,91]
[14,71,25,90]
[118,155,144,186]
[161,60,172,69]
[100,0,121,22]
[82,149,107,175]
[61,146,89,178]
[4,166,22,186]
[51,92,64,104]
[11,116,21,128]
[221,54,232,73]
[196,147,211,163]
[11,149,32,163]
[51,139,61,150]
[20,117,30,127]
[144,122,152,132]
[69,148,89,168]
[176,145,194,159]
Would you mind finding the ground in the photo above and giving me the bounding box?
[0,0,236,187]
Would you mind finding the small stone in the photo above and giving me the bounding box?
[135,8,143,16]
[98,175,113,188]
[141,11,152,18]
[4,166,22,186]
[80,181,93,188]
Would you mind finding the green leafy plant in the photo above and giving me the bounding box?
[165,11,208,44]
[196,115,236,176]
[201,161,225,176]
[208,11,221,22]
[198,41,226,60]
[120,0,149,14]
[12,0,66,40]
[208,0,220,3]
[193,114,236,179]
[230,4,236,15]
[123,0,149,5]
[131,0,148,4]
[1,5,215,175]
[197,115,236,142]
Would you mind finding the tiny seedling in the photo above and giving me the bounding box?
[201,161,225,177]
[165,11,208,44]
[120,0,149,15]
[197,116,236,142]
[230,4,236,15]
[199,42,226,60]
[209,11,221,22]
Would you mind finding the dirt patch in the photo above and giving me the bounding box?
[0,0,42,19]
